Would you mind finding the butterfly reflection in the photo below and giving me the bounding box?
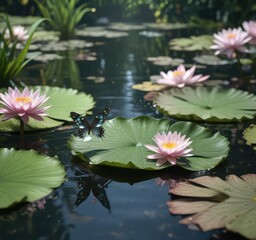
[74,170,112,212]
[70,107,111,138]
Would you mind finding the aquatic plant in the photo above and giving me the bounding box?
[168,174,256,239]
[242,20,256,45]
[210,27,251,58]
[0,15,44,87]
[0,87,51,124]
[0,148,66,209]
[154,86,256,122]
[145,131,193,166]
[0,86,95,131]
[4,25,29,42]
[68,117,229,171]
[35,0,92,40]
[156,64,209,87]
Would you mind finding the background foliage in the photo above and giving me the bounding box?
[1,0,256,25]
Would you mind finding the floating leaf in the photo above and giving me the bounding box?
[32,30,60,42]
[0,148,66,209]
[28,52,64,62]
[109,22,145,31]
[32,86,94,121]
[68,117,229,171]
[244,124,256,150]
[169,35,213,51]
[76,28,128,38]
[154,86,256,122]
[132,81,166,91]
[139,31,163,37]
[40,40,93,52]
[168,174,256,240]
[193,54,235,66]
[146,56,184,66]
[0,86,95,131]
[144,22,190,30]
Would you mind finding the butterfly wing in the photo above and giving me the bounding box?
[70,112,91,138]
[90,107,111,138]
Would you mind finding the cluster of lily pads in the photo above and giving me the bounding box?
[1,11,256,239]
[131,21,256,239]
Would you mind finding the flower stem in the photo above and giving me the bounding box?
[19,118,24,148]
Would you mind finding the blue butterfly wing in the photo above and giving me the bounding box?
[90,107,111,138]
[70,112,91,138]
[70,107,111,138]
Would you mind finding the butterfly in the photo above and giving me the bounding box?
[70,107,111,138]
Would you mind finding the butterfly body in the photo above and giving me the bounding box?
[70,107,111,138]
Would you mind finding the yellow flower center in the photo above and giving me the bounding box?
[227,33,236,39]
[15,97,31,104]
[173,70,185,77]
[162,142,177,149]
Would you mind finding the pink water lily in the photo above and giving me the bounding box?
[0,87,51,124]
[4,25,29,42]
[210,27,252,58]
[242,20,256,45]
[156,65,209,88]
[145,131,193,167]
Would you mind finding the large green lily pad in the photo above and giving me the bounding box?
[0,148,66,209]
[0,86,95,131]
[68,116,229,171]
[154,87,256,122]
[168,174,256,240]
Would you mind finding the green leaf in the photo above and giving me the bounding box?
[169,35,213,51]
[31,86,95,121]
[68,116,229,171]
[0,86,95,131]
[168,174,256,239]
[154,86,256,122]
[0,148,66,209]
[243,124,256,150]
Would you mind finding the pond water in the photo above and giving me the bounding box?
[0,24,255,240]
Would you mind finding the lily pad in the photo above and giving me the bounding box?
[32,30,60,42]
[109,22,145,31]
[0,86,95,131]
[36,86,94,121]
[169,35,213,51]
[146,56,184,66]
[168,174,256,240]
[244,124,256,150]
[143,22,190,30]
[154,86,256,122]
[132,81,167,91]
[76,28,129,38]
[193,54,235,66]
[139,31,163,37]
[68,117,229,171]
[0,148,66,209]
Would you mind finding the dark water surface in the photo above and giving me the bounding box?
[0,26,254,240]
